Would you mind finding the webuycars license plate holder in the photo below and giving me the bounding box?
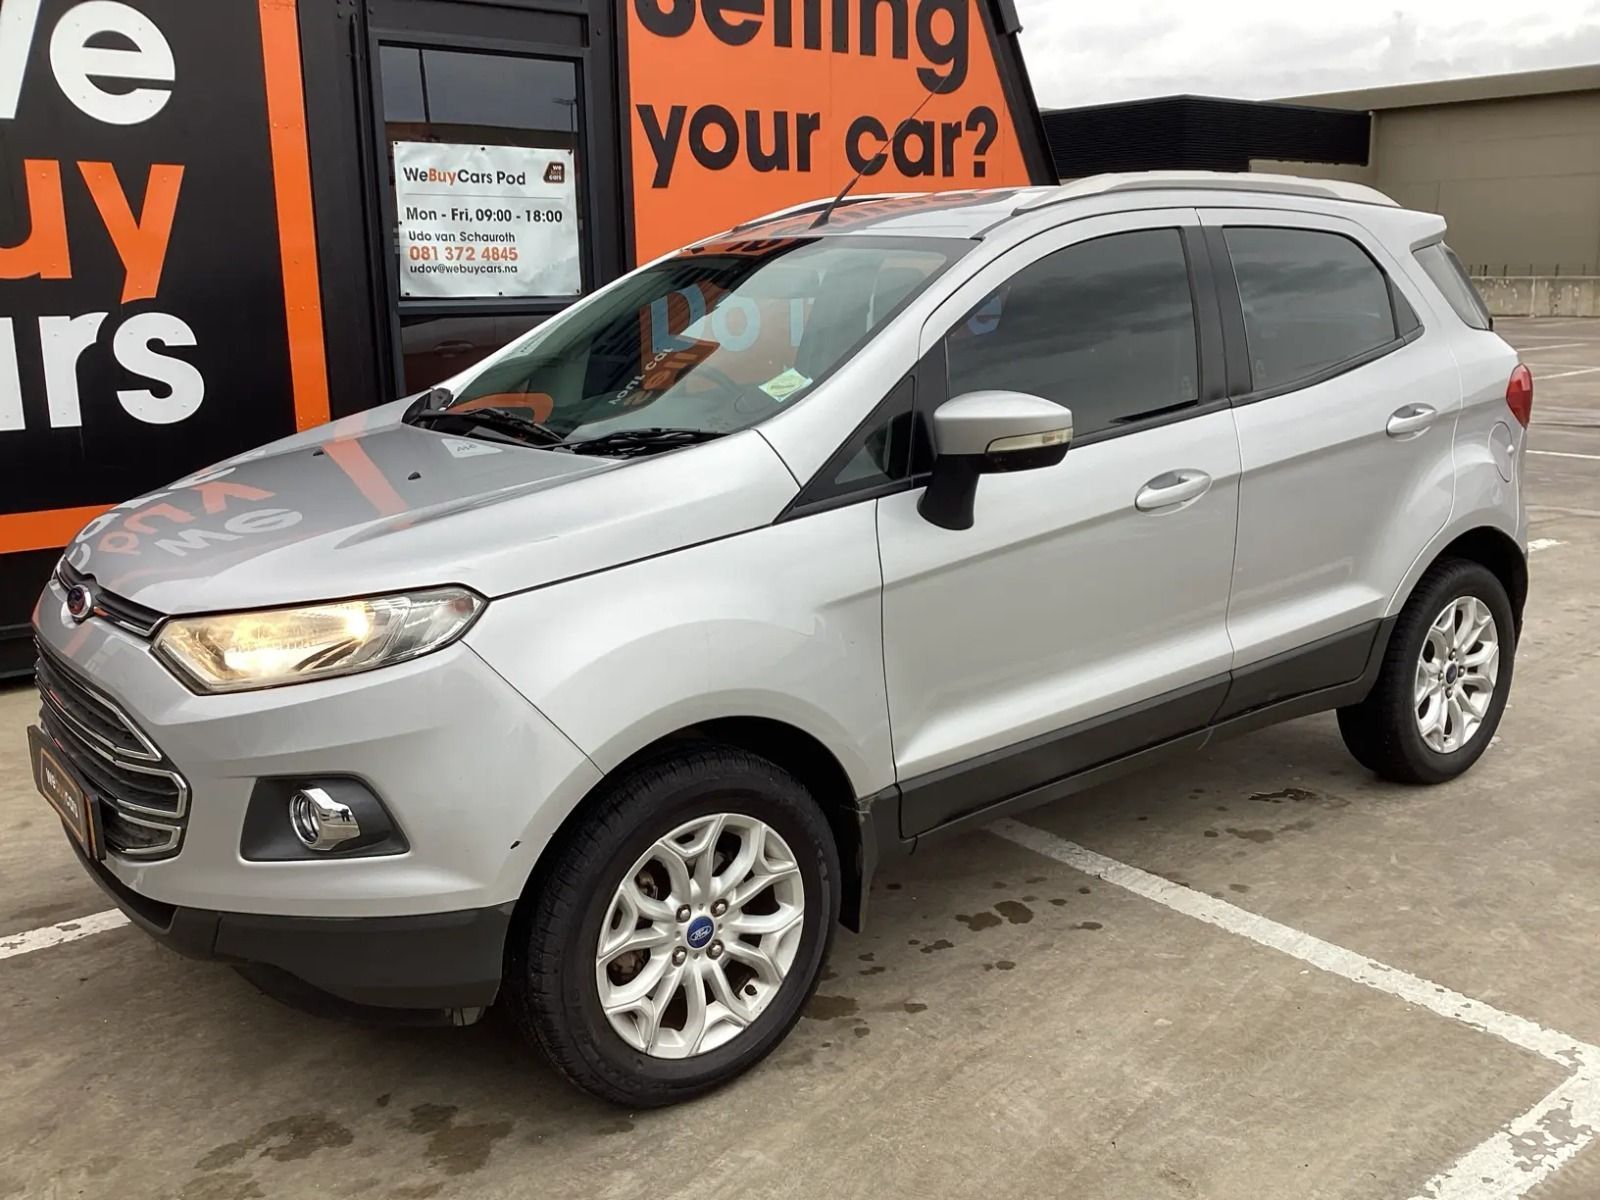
[29,725,103,861]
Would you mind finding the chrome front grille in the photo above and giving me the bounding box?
[55,561,163,638]
[35,645,190,860]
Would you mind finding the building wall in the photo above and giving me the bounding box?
[1258,78,1600,277]
[1251,157,1378,186]
[1473,275,1600,318]
[1372,92,1600,274]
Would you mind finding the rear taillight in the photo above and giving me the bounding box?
[1507,364,1533,428]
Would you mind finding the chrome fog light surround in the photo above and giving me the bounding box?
[289,787,362,852]
[242,777,405,861]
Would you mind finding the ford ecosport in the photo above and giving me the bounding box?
[30,173,1530,1107]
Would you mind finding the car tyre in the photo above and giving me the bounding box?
[506,745,839,1107]
[1338,558,1516,785]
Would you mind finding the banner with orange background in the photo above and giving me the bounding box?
[622,0,1053,261]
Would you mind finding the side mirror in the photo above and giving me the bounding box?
[918,391,1072,531]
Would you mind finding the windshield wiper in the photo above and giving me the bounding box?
[408,404,565,446]
[562,427,727,458]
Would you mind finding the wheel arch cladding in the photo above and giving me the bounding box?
[1434,527,1528,635]
[519,717,871,935]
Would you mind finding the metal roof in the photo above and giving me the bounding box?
[1280,63,1600,112]
[1043,95,1370,178]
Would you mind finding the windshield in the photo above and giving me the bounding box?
[442,235,965,444]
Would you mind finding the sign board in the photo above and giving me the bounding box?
[622,0,1047,261]
[0,0,326,556]
[393,142,581,298]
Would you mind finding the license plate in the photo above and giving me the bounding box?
[29,726,101,859]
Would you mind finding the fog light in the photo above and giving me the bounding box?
[288,787,362,851]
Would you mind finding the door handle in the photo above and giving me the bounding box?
[1387,404,1438,438]
[1135,470,1212,513]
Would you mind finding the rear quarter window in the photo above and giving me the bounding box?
[1415,243,1493,331]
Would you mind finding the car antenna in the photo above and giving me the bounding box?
[811,72,961,229]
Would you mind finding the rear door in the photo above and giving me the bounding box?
[876,210,1242,836]
[1200,210,1459,711]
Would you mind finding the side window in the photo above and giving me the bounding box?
[1415,242,1493,331]
[943,229,1200,440]
[1224,227,1401,392]
[800,375,924,507]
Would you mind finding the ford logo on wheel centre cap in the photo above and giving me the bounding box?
[685,916,715,950]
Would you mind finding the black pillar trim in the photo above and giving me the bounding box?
[976,0,1057,186]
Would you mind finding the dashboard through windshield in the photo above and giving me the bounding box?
[438,235,966,447]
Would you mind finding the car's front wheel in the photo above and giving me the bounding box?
[506,746,838,1107]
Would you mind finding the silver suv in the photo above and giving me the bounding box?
[31,174,1530,1106]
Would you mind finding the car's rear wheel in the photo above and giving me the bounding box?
[1338,558,1516,784]
[506,746,838,1107]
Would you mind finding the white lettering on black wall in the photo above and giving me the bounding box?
[0,0,174,124]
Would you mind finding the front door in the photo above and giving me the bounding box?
[877,211,1242,838]
[365,0,626,395]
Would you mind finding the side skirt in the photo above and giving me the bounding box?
[907,728,1214,846]
[899,675,1231,839]
[868,616,1398,866]
[1213,620,1383,723]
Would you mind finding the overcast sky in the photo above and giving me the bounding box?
[1014,0,1600,108]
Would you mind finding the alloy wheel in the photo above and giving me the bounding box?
[1414,595,1500,754]
[595,813,805,1059]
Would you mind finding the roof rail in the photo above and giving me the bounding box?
[1012,171,1399,216]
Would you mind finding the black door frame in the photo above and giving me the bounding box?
[301,0,626,406]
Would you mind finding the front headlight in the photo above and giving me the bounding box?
[154,588,484,693]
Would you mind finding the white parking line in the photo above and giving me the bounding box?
[990,819,1600,1200]
[1530,449,1600,462]
[1530,539,1566,553]
[1518,343,1592,354]
[1418,1072,1600,1200]
[990,820,1596,1067]
[1535,366,1600,380]
[0,910,128,961]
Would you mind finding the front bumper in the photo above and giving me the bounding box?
[32,576,603,919]
[72,840,511,1017]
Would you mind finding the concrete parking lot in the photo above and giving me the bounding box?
[3,318,1599,1200]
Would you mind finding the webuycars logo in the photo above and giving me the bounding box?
[0,0,319,556]
[0,0,197,430]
